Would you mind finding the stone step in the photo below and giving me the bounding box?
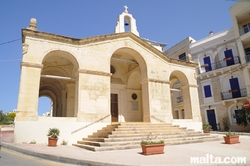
[73,136,221,152]
[83,134,217,144]
[92,129,189,136]
[85,135,215,144]
[88,132,205,140]
[73,123,220,152]
[111,129,185,134]
[117,123,174,126]
[112,127,187,131]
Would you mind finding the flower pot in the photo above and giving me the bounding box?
[48,137,58,146]
[223,135,239,144]
[141,144,164,155]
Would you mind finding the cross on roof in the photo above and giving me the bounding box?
[124,5,128,13]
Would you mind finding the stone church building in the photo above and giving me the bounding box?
[14,6,201,145]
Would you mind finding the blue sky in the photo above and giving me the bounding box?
[0,0,237,116]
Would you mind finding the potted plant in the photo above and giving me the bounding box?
[222,117,230,131]
[223,131,239,144]
[140,132,165,155]
[47,128,60,147]
[202,123,212,133]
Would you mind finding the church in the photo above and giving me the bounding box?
[14,6,202,146]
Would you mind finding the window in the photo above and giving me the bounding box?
[178,53,186,61]
[243,23,250,33]
[204,85,212,98]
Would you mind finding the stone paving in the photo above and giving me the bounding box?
[0,127,250,166]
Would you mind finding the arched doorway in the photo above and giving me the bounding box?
[38,96,52,116]
[170,70,192,119]
[170,79,184,119]
[40,50,79,117]
[110,47,147,122]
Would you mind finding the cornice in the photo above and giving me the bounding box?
[21,62,43,68]
[22,29,197,68]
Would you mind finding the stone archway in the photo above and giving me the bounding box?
[170,70,192,119]
[110,47,147,122]
[40,50,79,117]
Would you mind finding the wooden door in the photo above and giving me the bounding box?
[203,56,212,72]
[206,109,217,131]
[111,94,118,122]
[229,77,241,98]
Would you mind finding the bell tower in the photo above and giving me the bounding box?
[115,5,139,36]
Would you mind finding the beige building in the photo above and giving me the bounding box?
[14,7,202,145]
[165,1,250,132]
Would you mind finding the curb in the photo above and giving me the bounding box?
[1,142,125,166]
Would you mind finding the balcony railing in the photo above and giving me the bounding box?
[200,56,240,73]
[239,25,250,36]
[176,96,183,103]
[221,88,247,100]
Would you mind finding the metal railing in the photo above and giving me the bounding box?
[71,114,110,134]
[221,88,247,100]
[199,56,240,73]
[239,26,250,36]
[151,115,167,123]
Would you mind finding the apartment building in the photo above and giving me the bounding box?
[164,1,250,132]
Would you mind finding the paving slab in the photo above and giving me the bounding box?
[1,131,250,166]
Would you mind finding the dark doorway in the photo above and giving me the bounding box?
[206,109,217,131]
[229,77,241,98]
[111,94,118,122]
[203,56,212,72]
[224,49,235,66]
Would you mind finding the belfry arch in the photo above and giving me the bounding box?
[40,50,79,117]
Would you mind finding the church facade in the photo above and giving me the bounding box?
[14,7,201,145]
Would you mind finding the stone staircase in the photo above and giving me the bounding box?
[72,123,220,151]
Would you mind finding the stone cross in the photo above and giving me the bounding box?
[124,5,128,13]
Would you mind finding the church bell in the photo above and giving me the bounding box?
[125,21,129,26]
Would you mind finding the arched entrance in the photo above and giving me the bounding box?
[170,70,192,119]
[40,50,79,117]
[38,96,52,116]
[110,47,147,122]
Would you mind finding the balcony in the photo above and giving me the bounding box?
[176,96,183,103]
[199,56,240,74]
[240,24,250,36]
[221,88,247,100]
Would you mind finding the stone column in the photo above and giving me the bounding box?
[66,82,75,117]
[181,85,192,119]
[76,69,111,122]
[187,84,202,122]
[242,67,250,97]
[141,79,173,123]
[141,79,150,122]
[16,62,43,121]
